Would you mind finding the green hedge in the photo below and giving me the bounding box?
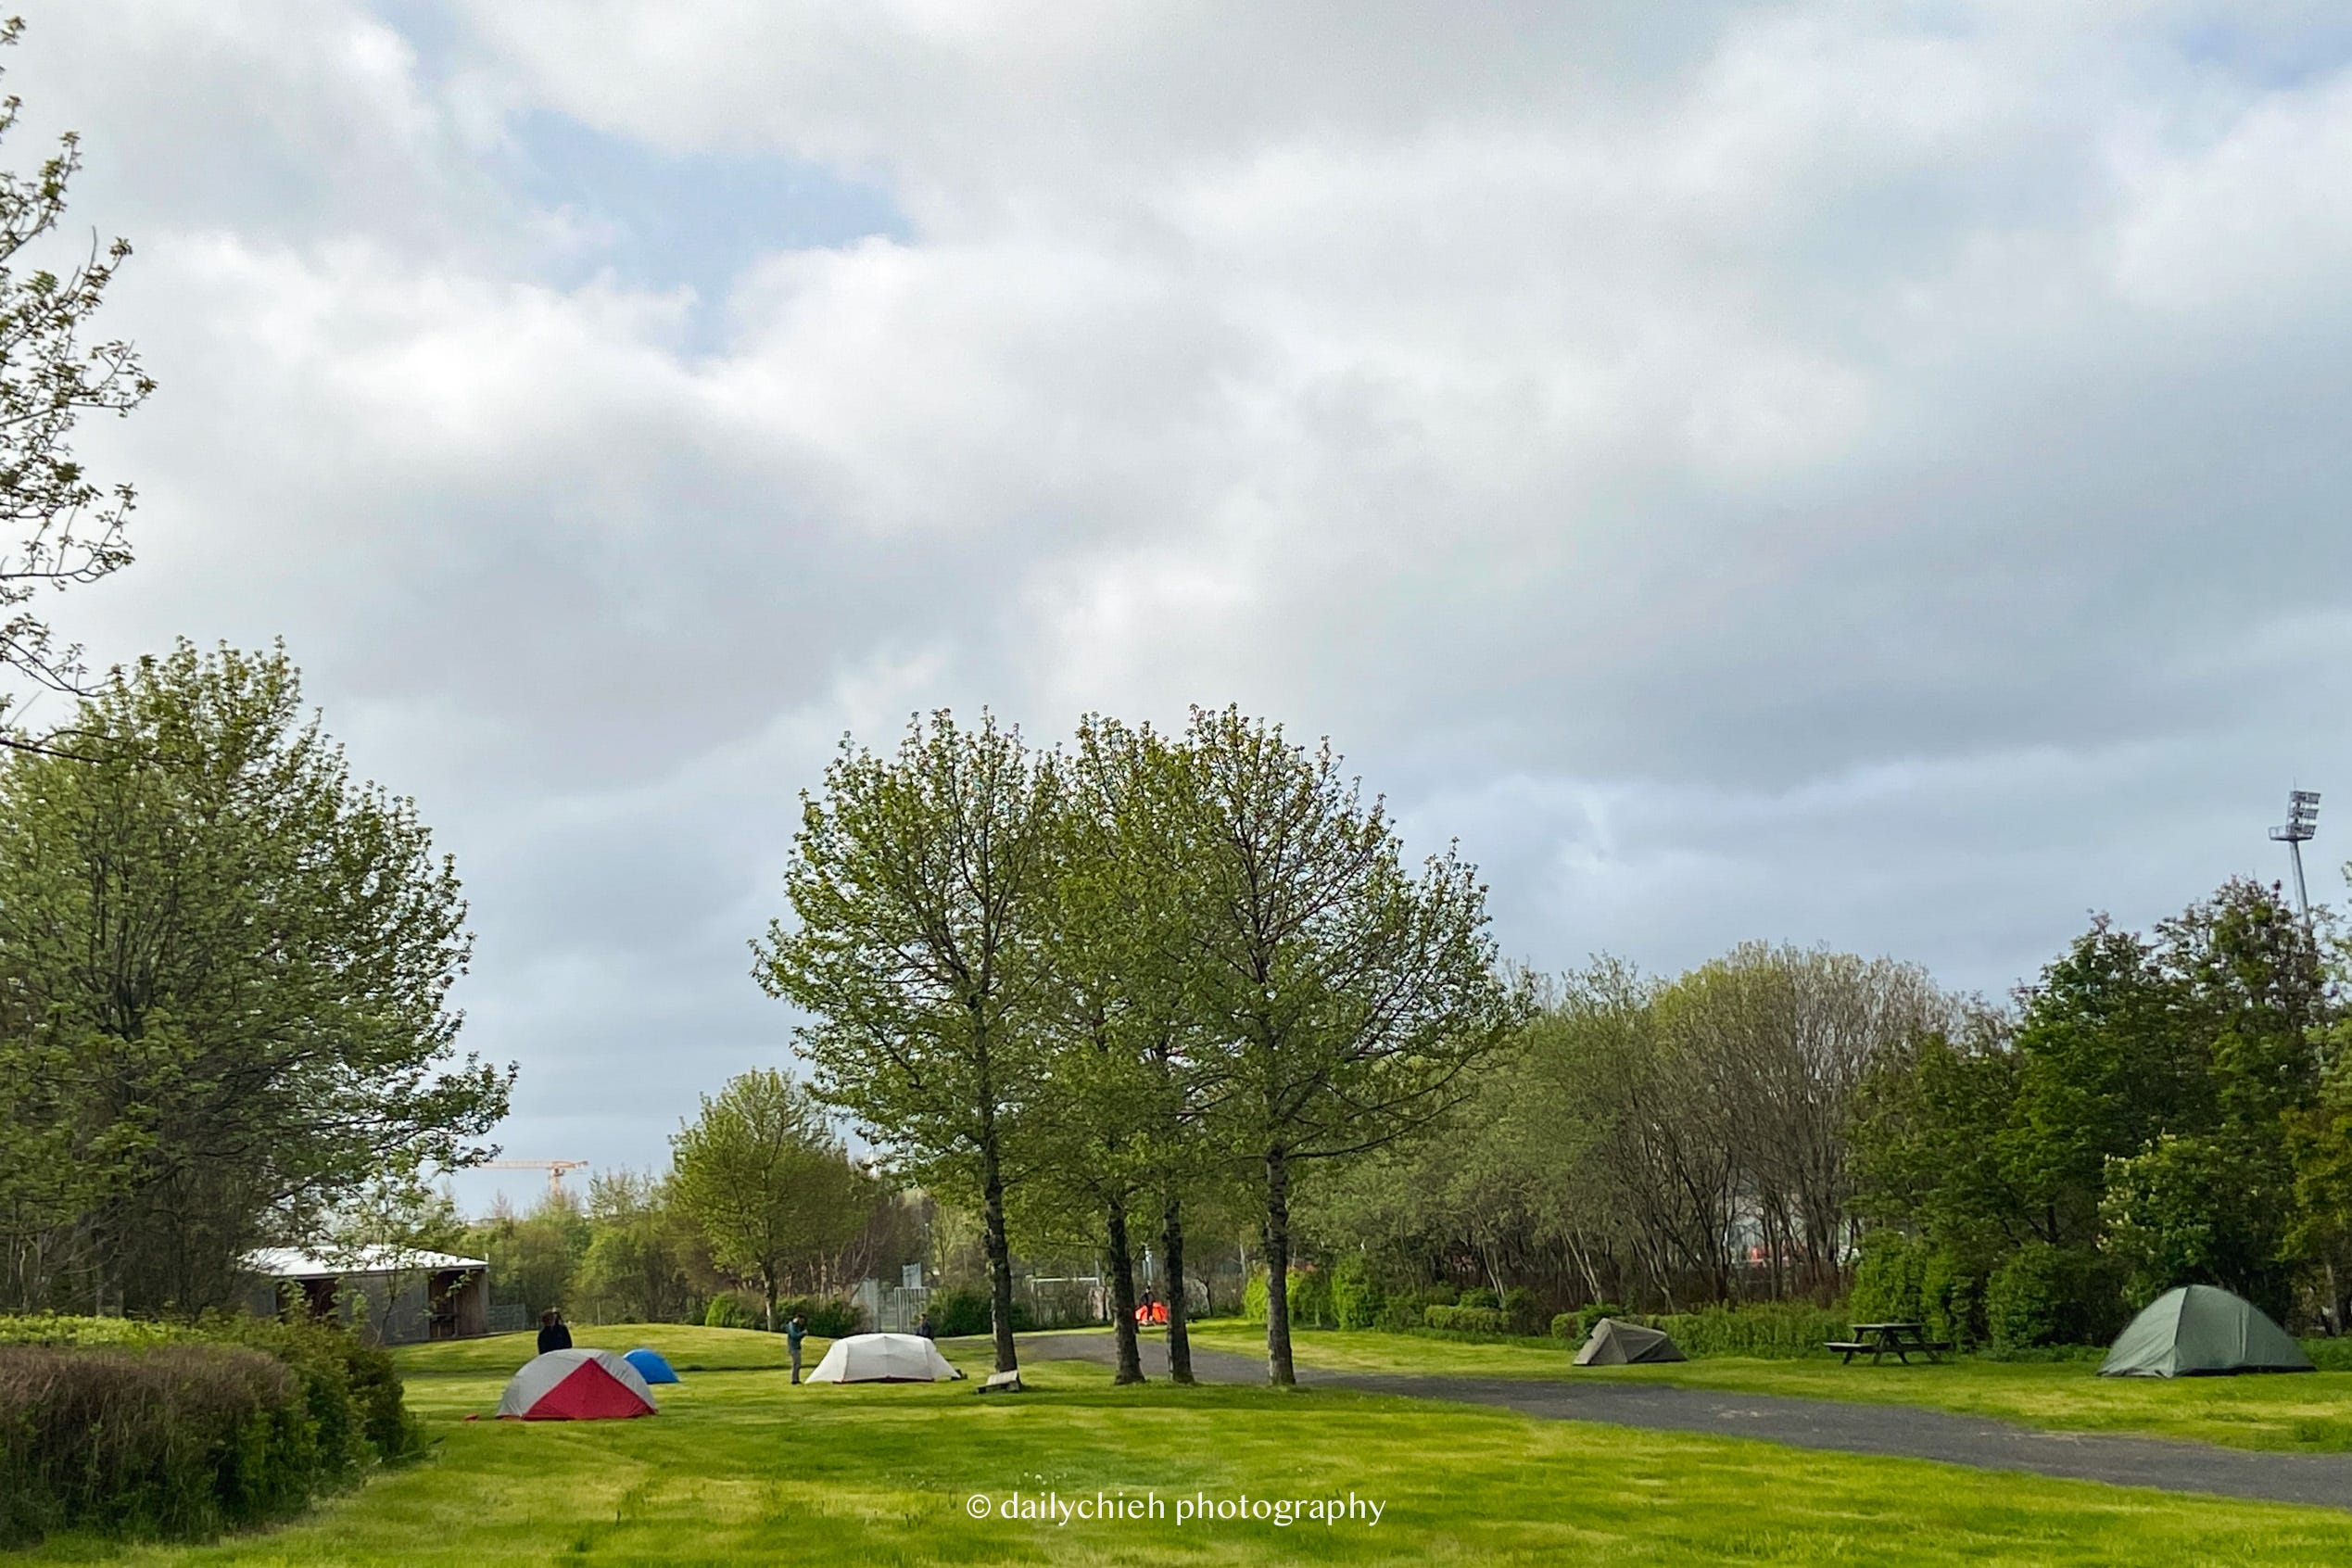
[0,1315,418,1547]
[1423,1305,1508,1334]
[927,1286,1032,1339]
[0,1346,317,1546]
[1543,1302,1854,1358]
[1242,1267,1336,1328]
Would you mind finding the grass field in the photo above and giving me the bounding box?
[9,1324,2352,1565]
[1181,1323,2352,1453]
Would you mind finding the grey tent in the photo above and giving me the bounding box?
[2098,1284,2314,1378]
[1574,1318,1686,1366]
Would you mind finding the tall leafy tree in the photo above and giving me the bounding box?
[1023,716,1220,1384]
[1176,708,1524,1385]
[0,20,154,743]
[754,712,1061,1373]
[670,1069,875,1331]
[0,641,511,1311]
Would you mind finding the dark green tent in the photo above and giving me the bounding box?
[1574,1318,1686,1366]
[2097,1284,2313,1378]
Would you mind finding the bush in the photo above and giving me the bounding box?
[0,1315,185,1349]
[1242,1267,1334,1328]
[776,1295,862,1339]
[1499,1287,1543,1334]
[1549,1303,1629,1341]
[1455,1286,1500,1310]
[1643,1303,1853,1359]
[927,1286,1031,1338]
[1422,1305,1509,1334]
[0,1345,327,1547]
[2303,1338,2352,1372]
[1850,1233,1927,1324]
[1852,1234,1989,1349]
[199,1314,416,1468]
[1330,1255,1385,1330]
[703,1293,756,1330]
[1288,1267,1334,1329]
[1986,1243,2127,1350]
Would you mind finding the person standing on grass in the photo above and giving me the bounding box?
[787,1312,808,1384]
[537,1309,572,1356]
[917,1310,935,1340]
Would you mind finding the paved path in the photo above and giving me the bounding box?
[1022,1334,2352,1511]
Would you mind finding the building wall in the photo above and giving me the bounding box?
[245,1267,493,1345]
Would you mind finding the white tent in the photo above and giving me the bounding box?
[804,1333,964,1384]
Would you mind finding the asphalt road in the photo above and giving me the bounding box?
[1020,1332,2352,1511]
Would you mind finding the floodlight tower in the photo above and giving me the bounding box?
[2270,789,2320,927]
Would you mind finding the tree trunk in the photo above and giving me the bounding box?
[1105,1195,1144,1385]
[1162,1195,1194,1385]
[979,1127,1020,1374]
[763,1267,778,1334]
[1263,1146,1295,1387]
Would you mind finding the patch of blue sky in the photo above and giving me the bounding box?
[371,0,909,350]
[510,108,910,343]
[2173,10,2352,93]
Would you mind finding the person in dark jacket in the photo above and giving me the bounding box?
[917,1311,935,1340]
[786,1313,808,1384]
[537,1309,573,1356]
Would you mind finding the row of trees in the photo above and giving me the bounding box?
[1851,879,2352,1345]
[1299,946,1954,1314]
[757,710,1526,1385]
[1283,879,2352,1349]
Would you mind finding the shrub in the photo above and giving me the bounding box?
[1288,1266,1334,1329]
[1422,1305,1509,1334]
[1499,1287,1543,1334]
[929,1286,992,1338]
[1850,1233,1928,1325]
[1455,1286,1500,1311]
[1242,1268,1334,1328]
[1372,1285,1459,1332]
[0,1345,327,1547]
[777,1295,863,1339]
[1330,1254,1385,1330]
[1986,1243,2127,1350]
[0,1315,186,1349]
[1643,1303,1853,1359]
[1919,1248,1988,1350]
[926,1287,1031,1338]
[198,1314,415,1468]
[703,1293,756,1330]
[1549,1303,1629,1341]
[2303,1338,2352,1372]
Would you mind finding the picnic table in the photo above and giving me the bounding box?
[1824,1321,1951,1365]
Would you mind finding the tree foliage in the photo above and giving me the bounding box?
[1853,879,2346,1341]
[0,642,510,1312]
[670,1069,878,1331]
[0,21,154,740]
[754,712,1061,1372]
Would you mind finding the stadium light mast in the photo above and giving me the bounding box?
[2269,789,2320,928]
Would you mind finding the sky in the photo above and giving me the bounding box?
[14,0,2352,1217]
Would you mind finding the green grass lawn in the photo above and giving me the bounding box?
[1183,1323,2352,1453]
[9,1324,2352,1565]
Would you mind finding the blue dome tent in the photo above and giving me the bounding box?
[623,1347,680,1385]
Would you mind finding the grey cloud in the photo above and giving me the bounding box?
[17,0,2352,1204]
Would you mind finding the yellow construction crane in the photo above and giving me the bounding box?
[480,1159,589,1197]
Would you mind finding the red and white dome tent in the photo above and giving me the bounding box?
[497,1348,658,1420]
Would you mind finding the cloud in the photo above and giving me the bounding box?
[17,0,2352,1202]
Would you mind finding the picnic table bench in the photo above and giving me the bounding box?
[1825,1321,1952,1365]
